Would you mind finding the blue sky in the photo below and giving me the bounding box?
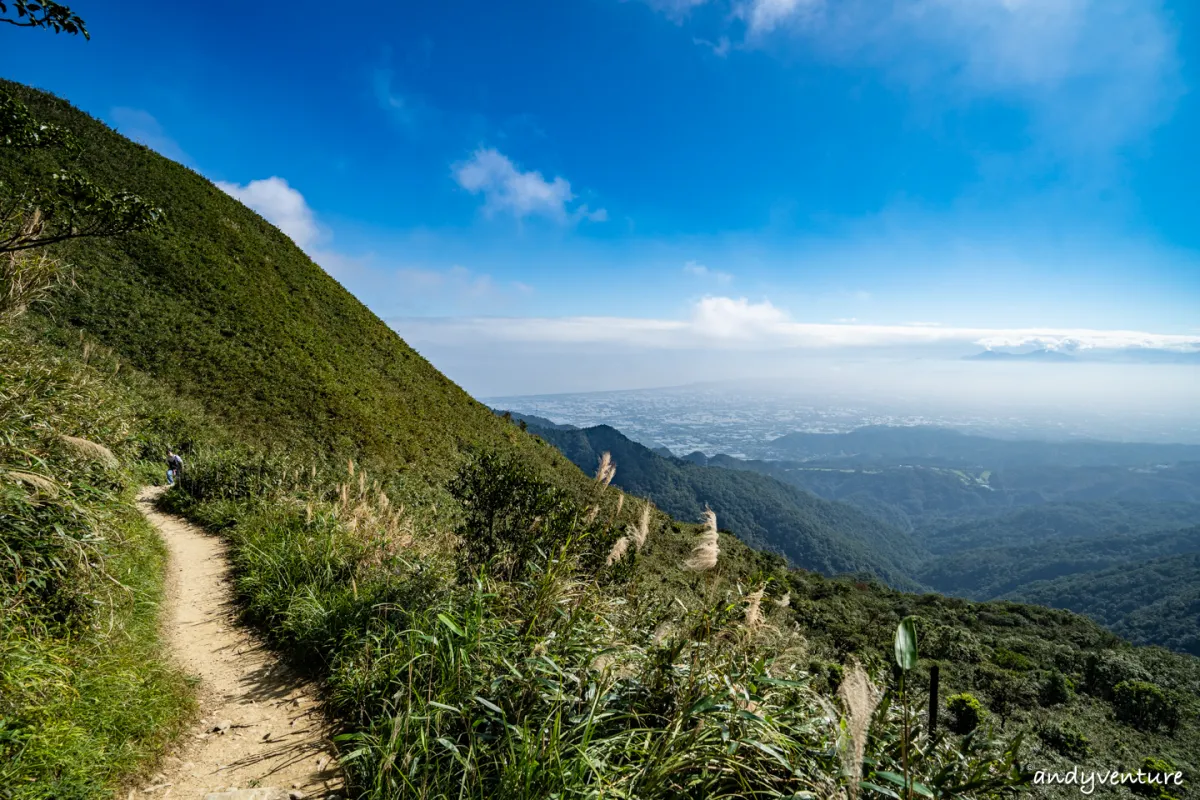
[3,0,1200,394]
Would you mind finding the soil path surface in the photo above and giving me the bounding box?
[135,487,343,800]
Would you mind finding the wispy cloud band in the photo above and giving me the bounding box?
[393,296,1200,353]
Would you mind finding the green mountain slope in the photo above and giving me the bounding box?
[528,423,926,589]
[1004,553,1200,656]
[766,424,1200,467]
[704,452,1200,532]
[0,80,576,482]
[919,525,1200,600]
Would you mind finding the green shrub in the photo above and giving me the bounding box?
[1040,670,1075,707]
[1113,681,1179,733]
[1083,651,1151,699]
[1036,721,1090,759]
[449,450,585,581]
[947,692,986,734]
[1131,756,1183,799]
[993,647,1035,672]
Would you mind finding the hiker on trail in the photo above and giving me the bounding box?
[166,449,183,486]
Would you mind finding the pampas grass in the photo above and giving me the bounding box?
[4,468,60,497]
[59,434,119,468]
[594,451,616,487]
[627,501,652,552]
[837,661,882,799]
[685,507,720,571]
[605,535,630,567]
[744,585,766,631]
[775,592,791,609]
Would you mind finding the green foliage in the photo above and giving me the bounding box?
[1008,555,1200,656]
[1040,670,1074,707]
[1131,757,1183,800]
[1,89,161,254]
[895,615,919,671]
[1112,680,1179,734]
[0,329,191,797]
[993,648,1034,672]
[0,0,87,36]
[449,450,582,581]
[947,693,986,734]
[1035,721,1090,760]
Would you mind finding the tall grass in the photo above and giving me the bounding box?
[0,328,192,798]
[163,443,1033,799]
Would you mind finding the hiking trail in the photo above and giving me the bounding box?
[135,487,343,800]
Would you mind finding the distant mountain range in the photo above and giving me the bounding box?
[761,424,1200,468]
[965,347,1200,364]
[965,348,1078,362]
[506,409,1200,655]
[498,415,926,589]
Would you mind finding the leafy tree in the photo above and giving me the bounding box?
[449,450,580,581]
[1132,757,1183,800]
[1040,670,1075,707]
[1113,680,1179,734]
[1,4,160,255]
[0,0,87,36]
[1035,721,1090,759]
[946,692,985,734]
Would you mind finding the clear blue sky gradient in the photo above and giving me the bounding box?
[3,0,1199,334]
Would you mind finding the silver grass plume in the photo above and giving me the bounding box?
[837,661,882,799]
[628,501,652,551]
[775,592,791,609]
[595,451,616,487]
[685,506,720,571]
[58,435,118,468]
[744,585,766,631]
[605,535,630,566]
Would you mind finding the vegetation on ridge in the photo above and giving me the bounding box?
[2,71,1197,799]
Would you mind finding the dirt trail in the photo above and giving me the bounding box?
[136,487,343,800]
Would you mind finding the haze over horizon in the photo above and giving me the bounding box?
[5,0,1198,409]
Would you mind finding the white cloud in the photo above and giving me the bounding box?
[453,148,606,224]
[110,107,191,165]
[215,177,320,250]
[737,0,821,35]
[646,0,1179,154]
[683,260,734,284]
[693,35,732,56]
[394,295,1200,353]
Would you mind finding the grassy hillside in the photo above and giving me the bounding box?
[0,80,581,484]
[528,423,926,589]
[6,80,1200,798]
[0,328,192,797]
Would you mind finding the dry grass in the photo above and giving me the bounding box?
[837,661,883,799]
[594,451,616,487]
[1,238,69,322]
[59,434,119,468]
[627,501,652,552]
[605,535,630,567]
[685,506,720,571]
[744,585,766,631]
